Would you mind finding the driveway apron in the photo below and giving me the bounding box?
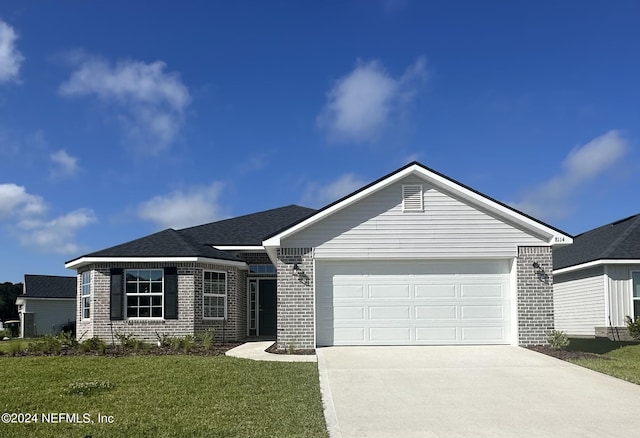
[316,346,640,438]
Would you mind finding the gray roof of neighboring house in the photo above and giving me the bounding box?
[553,213,640,270]
[22,275,76,299]
[66,205,316,263]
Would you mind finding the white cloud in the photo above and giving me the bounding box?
[137,183,226,229]
[511,130,629,220]
[17,209,97,254]
[59,55,191,153]
[301,173,368,207]
[50,149,79,179]
[0,183,46,218]
[0,18,23,83]
[0,183,95,253]
[317,57,427,144]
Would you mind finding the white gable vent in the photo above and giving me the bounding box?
[402,184,423,212]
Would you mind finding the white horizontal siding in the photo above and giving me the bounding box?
[553,267,604,336]
[606,265,636,326]
[284,175,546,258]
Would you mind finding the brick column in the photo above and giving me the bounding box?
[517,246,554,345]
[276,248,314,350]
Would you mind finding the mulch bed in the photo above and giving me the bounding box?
[265,342,315,355]
[527,345,607,361]
[0,343,242,357]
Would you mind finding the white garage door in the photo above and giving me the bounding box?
[316,260,512,346]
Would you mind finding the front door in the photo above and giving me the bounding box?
[249,278,277,337]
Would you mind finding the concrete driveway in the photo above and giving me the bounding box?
[316,346,640,438]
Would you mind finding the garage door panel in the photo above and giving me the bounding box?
[461,327,505,342]
[316,260,512,346]
[335,327,365,342]
[415,284,457,298]
[461,305,504,319]
[369,284,410,299]
[369,306,411,320]
[370,327,411,342]
[334,306,365,320]
[415,305,457,320]
[334,285,365,299]
[415,327,457,342]
[460,283,504,298]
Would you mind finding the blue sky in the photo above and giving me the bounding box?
[0,1,638,282]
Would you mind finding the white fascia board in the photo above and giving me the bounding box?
[553,259,640,275]
[263,163,572,247]
[16,297,74,301]
[213,246,265,251]
[65,256,248,270]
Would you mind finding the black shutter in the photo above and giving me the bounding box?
[164,267,178,319]
[110,268,124,320]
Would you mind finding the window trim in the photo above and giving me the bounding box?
[203,270,227,320]
[632,270,640,320]
[124,269,164,320]
[81,271,91,320]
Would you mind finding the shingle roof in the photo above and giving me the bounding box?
[179,205,316,246]
[23,275,76,299]
[553,213,640,270]
[82,229,244,261]
[66,205,316,263]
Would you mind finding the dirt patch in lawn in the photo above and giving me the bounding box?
[265,342,316,355]
[527,345,607,361]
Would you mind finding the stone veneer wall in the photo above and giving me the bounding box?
[276,248,314,350]
[77,262,246,344]
[517,246,554,345]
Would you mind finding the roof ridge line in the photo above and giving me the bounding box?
[601,214,640,258]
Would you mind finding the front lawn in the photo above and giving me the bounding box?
[566,338,640,385]
[0,355,328,437]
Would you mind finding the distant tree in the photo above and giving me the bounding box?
[0,282,23,322]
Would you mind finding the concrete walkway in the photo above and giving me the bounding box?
[225,341,317,362]
[317,345,640,438]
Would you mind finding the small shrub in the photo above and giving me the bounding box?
[182,335,194,353]
[155,332,172,348]
[58,331,78,349]
[64,381,114,396]
[547,330,570,350]
[115,333,137,349]
[0,329,11,339]
[199,329,215,350]
[29,335,62,354]
[80,337,107,353]
[288,342,296,354]
[7,341,24,356]
[625,316,640,341]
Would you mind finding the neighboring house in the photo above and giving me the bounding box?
[16,275,77,337]
[65,162,572,349]
[553,213,640,339]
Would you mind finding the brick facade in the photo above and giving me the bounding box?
[276,248,314,350]
[76,262,247,344]
[517,246,554,345]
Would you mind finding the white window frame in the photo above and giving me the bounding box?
[402,184,424,212]
[632,271,640,320]
[81,271,91,320]
[203,270,227,320]
[125,269,164,319]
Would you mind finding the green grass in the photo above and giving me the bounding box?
[566,337,640,385]
[0,355,328,437]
